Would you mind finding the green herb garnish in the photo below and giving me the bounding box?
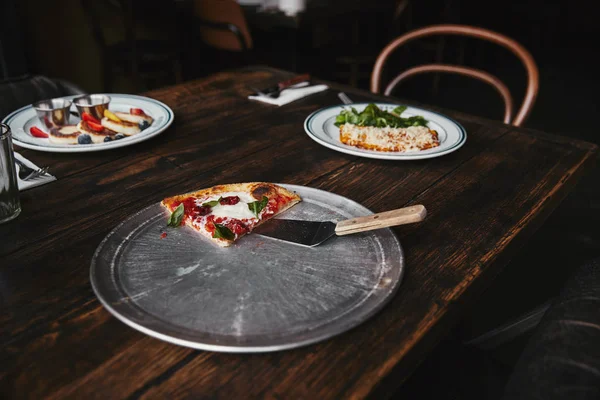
[202,197,221,207]
[334,103,428,128]
[167,203,185,227]
[213,223,235,240]
[247,196,269,218]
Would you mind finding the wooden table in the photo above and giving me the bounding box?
[1,66,597,399]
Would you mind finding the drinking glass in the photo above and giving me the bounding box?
[0,123,21,223]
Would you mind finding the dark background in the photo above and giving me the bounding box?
[2,0,599,398]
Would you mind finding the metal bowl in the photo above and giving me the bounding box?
[32,98,73,128]
[73,94,111,121]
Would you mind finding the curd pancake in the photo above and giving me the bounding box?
[77,120,115,143]
[49,125,81,144]
[114,111,153,126]
[162,183,301,247]
[101,117,141,136]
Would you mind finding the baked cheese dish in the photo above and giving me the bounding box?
[335,104,440,152]
[340,124,439,152]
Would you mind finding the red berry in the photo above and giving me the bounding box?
[220,196,240,205]
[30,126,49,138]
[82,112,101,124]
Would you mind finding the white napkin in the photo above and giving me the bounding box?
[15,152,57,191]
[248,82,329,106]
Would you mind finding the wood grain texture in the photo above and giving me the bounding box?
[0,66,597,400]
[335,205,427,234]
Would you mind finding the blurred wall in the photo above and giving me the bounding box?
[17,0,104,91]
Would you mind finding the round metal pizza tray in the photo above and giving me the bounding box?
[90,185,404,353]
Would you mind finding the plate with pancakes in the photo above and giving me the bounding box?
[2,93,174,153]
[304,103,466,160]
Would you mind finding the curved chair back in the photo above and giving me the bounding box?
[0,75,86,120]
[193,0,253,52]
[371,25,539,126]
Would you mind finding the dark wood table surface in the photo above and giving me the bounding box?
[1,66,597,399]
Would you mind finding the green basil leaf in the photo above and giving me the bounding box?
[213,223,235,240]
[247,196,269,218]
[392,105,407,116]
[334,114,347,127]
[167,203,185,227]
[202,197,221,207]
[334,103,427,128]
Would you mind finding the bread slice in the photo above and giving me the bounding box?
[340,123,440,152]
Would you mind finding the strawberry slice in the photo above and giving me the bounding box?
[86,120,105,132]
[30,126,49,138]
[82,112,101,124]
[130,108,146,116]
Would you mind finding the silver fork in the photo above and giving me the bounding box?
[338,92,353,105]
[14,158,49,181]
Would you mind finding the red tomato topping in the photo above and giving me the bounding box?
[180,198,197,216]
[196,205,211,216]
[205,215,216,233]
[228,220,248,235]
[219,196,240,205]
[160,232,167,239]
[30,126,49,138]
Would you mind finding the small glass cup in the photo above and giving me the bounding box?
[73,94,111,121]
[32,98,72,129]
[0,123,21,224]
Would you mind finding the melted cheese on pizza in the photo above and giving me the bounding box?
[200,192,257,220]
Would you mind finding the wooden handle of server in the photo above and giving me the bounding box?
[335,205,426,235]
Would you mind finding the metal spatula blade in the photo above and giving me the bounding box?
[252,205,427,247]
[252,219,337,247]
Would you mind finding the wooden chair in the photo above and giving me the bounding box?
[371,24,539,126]
[81,0,184,92]
[0,75,86,120]
[192,0,253,52]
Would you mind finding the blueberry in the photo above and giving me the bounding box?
[78,134,92,144]
[114,134,125,140]
[103,136,113,142]
[139,120,150,130]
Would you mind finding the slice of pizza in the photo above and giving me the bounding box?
[161,182,301,247]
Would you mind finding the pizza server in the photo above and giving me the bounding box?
[252,205,426,247]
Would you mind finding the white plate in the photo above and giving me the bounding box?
[304,103,467,160]
[2,94,174,153]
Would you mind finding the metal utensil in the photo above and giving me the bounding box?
[73,94,111,121]
[253,205,426,247]
[0,123,21,223]
[32,98,72,128]
[91,184,404,352]
[254,73,311,98]
[338,92,353,105]
[14,158,49,181]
